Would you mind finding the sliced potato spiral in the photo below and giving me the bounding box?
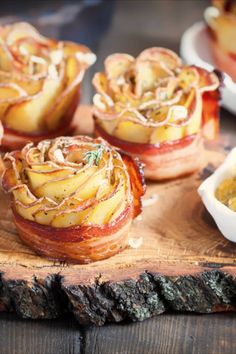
[93,47,219,145]
[0,22,96,149]
[2,136,145,263]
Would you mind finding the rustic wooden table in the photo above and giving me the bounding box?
[0,1,236,353]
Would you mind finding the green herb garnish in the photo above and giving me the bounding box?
[83,144,105,166]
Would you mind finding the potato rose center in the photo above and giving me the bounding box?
[2,136,137,228]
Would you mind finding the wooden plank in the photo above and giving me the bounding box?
[1,312,236,354]
[84,313,236,354]
[0,313,82,354]
[1,106,236,325]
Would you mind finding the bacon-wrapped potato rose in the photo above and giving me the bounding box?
[2,136,145,263]
[205,0,236,81]
[93,48,220,180]
[0,22,96,150]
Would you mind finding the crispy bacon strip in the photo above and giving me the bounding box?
[12,205,133,264]
[192,66,220,140]
[120,152,146,217]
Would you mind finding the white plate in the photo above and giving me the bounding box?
[180,21,236,115]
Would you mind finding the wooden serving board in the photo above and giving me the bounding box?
[0,106,236,326]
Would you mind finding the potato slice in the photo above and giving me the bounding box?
[0,84,23,100]
[45,56,80,130]
[100,119,118,135]
[22,147,40,164]
[150,125,185,144]
[26,168,74,190]
[114,121,152,144]
[34,166,97,201]
[137,47,182,70]
[114,92,138,110]
[0,70,45,95]
[0,40,13,71]
[16,203,42,221]
[0,102,12,118]
[186,96,202,136]
[186,112,201,136]
[46,88,78,131]
[62,41,89,58]
[104,53,134,80]
[0,84,26,118]
[51,208,91,228]
[193,66,219,93]
[13,185,36,204]
[93,72,110,96]
[65,148,86,164]
[73,168,107,200]
[4,69,64,132]
[109,199,127,222]
[34,208,58,225]
[34,197,86,226]
[96,180,112,200]
[154,89,198,139]
[87,177,126,225]
[15,198,53,221]
[177,67,199,90]
[31,163,58,172]
[2,166,19,191]
[135,60,170,96]
[5,22,47,46]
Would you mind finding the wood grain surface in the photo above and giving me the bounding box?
[1,312,236,354]
[0,106,236,326]
[84,313,236,354]
[0,313,82,354]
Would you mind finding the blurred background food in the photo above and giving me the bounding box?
[205,0,236,82]
[0,22,95,150]
[0,0,213,103]
[0,0,235,136]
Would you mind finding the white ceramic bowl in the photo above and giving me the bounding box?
[198,147,236,242]
[180,21,236,115]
